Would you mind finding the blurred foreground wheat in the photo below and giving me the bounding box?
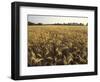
[28,25,88,66]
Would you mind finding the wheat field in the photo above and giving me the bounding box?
[28,25,88,66]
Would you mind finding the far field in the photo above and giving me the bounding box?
[28,25,88,66]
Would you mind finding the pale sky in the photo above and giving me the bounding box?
[28,15,88,25]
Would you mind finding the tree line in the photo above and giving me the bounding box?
[28,21,88,26]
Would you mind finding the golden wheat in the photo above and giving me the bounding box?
[28,25,88,66]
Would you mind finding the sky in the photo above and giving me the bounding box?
[28,15,88,25]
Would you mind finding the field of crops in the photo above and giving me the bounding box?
[28,25,88,66]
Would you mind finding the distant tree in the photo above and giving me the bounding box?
[37,23,43,25]
[66,23,84,26]
[28,21,35,25]
[86,23,88,26]
[79,23,84,26]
